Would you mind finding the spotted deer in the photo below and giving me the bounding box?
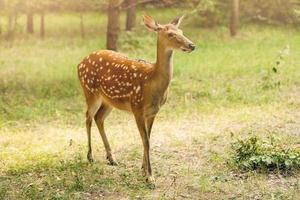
[77,15,195,183]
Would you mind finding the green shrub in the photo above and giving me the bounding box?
[261,46,289,90]
[231,135,300,173]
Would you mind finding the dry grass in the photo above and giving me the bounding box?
[1,105,299,199]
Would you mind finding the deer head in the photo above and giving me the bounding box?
[143,14,196,53]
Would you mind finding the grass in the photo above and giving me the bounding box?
[0,8,300,199]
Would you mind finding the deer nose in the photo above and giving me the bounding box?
[189,43,196,51]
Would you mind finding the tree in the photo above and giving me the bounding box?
[35,1,61,39]
[23,0,38,34]
[0,19,1,36]
[125,0,136,31]
[230,0,239,36]
[60,0,101,39]
[107,0,121,50]
[26,9,34,34]
[0,0,19,39]
[0,0,3,35]
[25,0,62,37]
[40,11,45,38]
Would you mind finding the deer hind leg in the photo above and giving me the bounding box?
[85,96,101,163]
[94,104,118,166]
[134,113,155,183]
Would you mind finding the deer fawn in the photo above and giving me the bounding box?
[77,15,195,183]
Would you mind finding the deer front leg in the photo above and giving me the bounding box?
[134,113,155,183]
[142,116,156,170]
[146,116,156,139]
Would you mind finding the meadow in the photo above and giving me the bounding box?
[0,9,300,199]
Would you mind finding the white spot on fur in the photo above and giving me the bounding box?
[135,86,141,93]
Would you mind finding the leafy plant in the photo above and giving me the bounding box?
[261,46,289,90]
[231,134,300,173]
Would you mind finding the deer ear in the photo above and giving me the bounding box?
[171,15,185,28]
[143,14,161,32]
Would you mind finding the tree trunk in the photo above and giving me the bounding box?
[107,0,121,51]
[40,12,45,39]
[27,10,34,34]
[126,0,136,31]
[0,2,3,36]
[230,0,239,37]
[6,14,13,39]
[80,14,85,39]
[14,14,18,30]
[0,17,2,35]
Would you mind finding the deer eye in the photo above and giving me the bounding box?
[168,33,174,37]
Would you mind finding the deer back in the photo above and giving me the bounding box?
[78,50,155,111]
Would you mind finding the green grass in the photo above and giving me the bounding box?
[1,22,299,124]
[0,9,300,199]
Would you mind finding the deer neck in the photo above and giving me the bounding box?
[154,36,174,89]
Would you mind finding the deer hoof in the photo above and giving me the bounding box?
[146,176,155,183]
[88,157,94,163]
[146,176,156,189]
[87,154,94,163]
[107,156,118,166]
